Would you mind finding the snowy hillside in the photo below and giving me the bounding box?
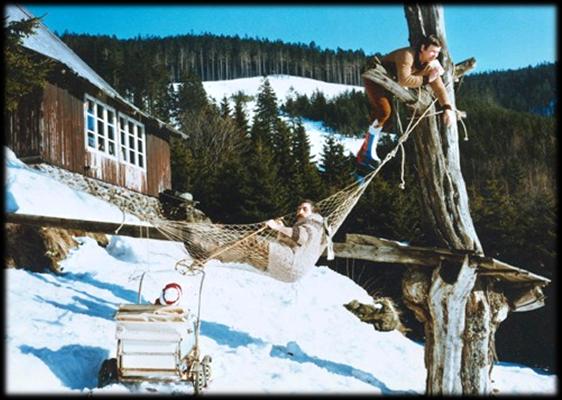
[202,75,365,163]
[4,146,557,394]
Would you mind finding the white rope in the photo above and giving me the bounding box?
[395,100,407,190]
[399,143,406,190]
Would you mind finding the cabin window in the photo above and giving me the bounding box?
[84,95,117,158]
[84,95,146,170]
[118,112,146,170]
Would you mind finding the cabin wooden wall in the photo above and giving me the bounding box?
[7,80,173,197]
[41,81,86,172]
[146,134,172,196]
[5,87,43,159]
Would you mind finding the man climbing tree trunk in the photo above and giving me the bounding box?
[404,5,482,253]
[376,4,511,395]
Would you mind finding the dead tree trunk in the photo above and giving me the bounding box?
[395,5,509,395]
[404,5,482,253]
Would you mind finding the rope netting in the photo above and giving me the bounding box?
[107,92,444,276]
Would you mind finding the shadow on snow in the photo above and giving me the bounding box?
[200,320,266,349]
[19,344,109,390]
[270,341,417,395]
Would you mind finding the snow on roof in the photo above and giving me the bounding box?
[5,5,186,139]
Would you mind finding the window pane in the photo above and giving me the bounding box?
[108,125,114,140]
[107,110,114,122]
[128,121,134,134]
[108,141,115,155]
[129,134,135,149]
[97,120,105,136]
[88,132,95,148]
[120,130,126,144]
[97,104,104,118]
[120,117,125,128]
[98,138,105,152]
[137,139,143,151]
[121,146,127,161]
[87,115,95,131]
[138,155,144,168]
[87,100,94,113]
[129,150,135,164]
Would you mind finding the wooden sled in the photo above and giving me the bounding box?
[98,303,212,393]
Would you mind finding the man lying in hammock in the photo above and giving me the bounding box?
[262,200,325,282]
[189,200,326,283]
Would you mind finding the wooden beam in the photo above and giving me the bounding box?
[453,57,477,81]
[327,234,550,285]
[361,57,477,109]
[362,65,431,107]
[6,212,172,241]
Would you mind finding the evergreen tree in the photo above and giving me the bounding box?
[310,90,328,121]
[472,178,518,259]
[340,178,395,241]
[174,72,210,129]
[151,82,177,124]
[4,15,53,113]
[169,135,194,193]
[291,119,326,203]
[386,176,424,243]
[509,190,556,276]
[231,91,251,136]
[239,139,284,222]
[219,95,232,119]
[250,77,278,145]
[320,135,354,193]
[271,119,294,210]
[119,43,147,107]
[211,152,250,223]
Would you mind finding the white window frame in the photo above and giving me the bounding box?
[117,112,147,171]
[84,94,147,171]
[84,94,118,159]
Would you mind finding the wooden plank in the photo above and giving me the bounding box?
[362,57,475,117]
[328,233,550,285]
[5,212,172,241]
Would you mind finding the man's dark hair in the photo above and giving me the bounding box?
[299,199,318,213]
[419,34,443,50]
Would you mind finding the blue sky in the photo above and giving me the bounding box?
[23,4,557,73]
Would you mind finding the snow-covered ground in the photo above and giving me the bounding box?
[203,75,365,163]
[4,143,557,394]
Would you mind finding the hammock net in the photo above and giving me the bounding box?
[103,92,438,276]
[150,169,375,273]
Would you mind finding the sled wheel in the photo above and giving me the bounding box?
[191,361,206,394]
[98,358,118,388]
[202,355,212,383]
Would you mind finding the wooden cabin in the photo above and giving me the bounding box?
[5,5,187,197]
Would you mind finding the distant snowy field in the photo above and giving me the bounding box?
[5,144,557,394]
[202,75,365,163]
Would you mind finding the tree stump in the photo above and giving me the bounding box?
[402,260,510,395]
